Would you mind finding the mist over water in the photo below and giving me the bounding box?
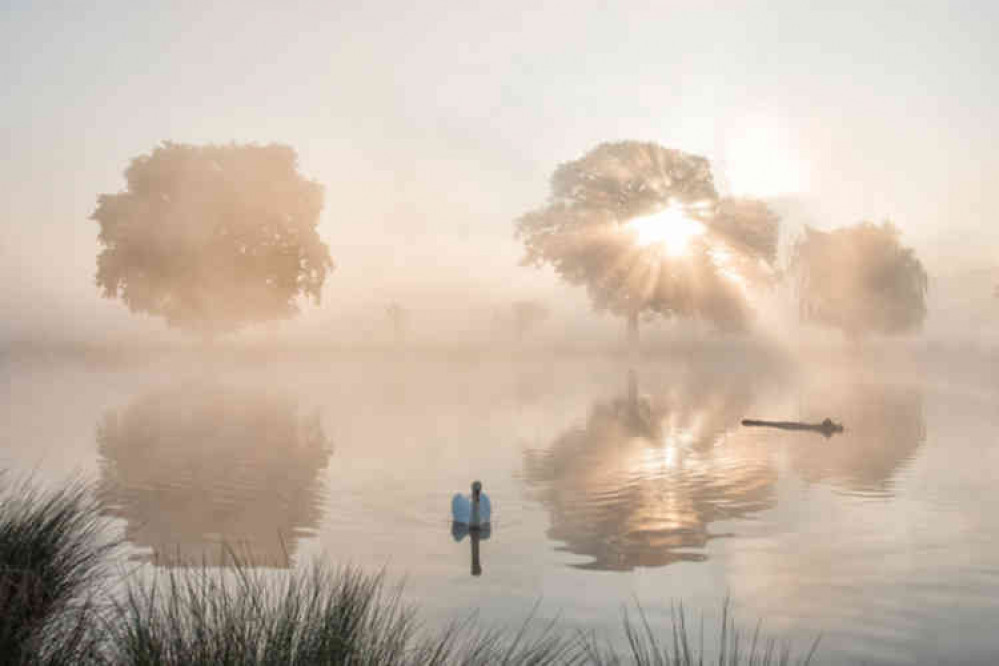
[2,341,997,664]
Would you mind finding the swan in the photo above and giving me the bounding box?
[452,480,491,529]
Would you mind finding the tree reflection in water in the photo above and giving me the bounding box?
[524,364,778,571]
[96,383,331,568]
[789,379,925,497]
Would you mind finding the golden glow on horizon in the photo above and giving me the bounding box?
[629,205,706,257]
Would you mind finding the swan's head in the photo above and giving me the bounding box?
[471,480,482,499]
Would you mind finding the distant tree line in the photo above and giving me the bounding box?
[92,140,928,344]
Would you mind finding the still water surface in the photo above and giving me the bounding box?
[2,346,998,664]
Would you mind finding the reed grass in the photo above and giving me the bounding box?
[0,475,115,665]
[101,559,589,666]
[104,558,420,665]
[584,600,820,666]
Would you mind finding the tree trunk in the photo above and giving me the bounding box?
[626,368,638,412]
[626,310,640,354]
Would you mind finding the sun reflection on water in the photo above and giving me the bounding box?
[524,366,778,570]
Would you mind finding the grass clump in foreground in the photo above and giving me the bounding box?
[0,476,114,665]
[584,601,820,666]
[105,562,419,665]
[104,561,585,666]
[0,473,818,665]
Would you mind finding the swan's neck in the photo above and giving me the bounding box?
[470,495,480,526]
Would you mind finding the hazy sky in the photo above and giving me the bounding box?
[3,1,997,341]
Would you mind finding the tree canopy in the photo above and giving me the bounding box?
[515,141,779,332]
[92,142,334,334]
[792,221,928,337]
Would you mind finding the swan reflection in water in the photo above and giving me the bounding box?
[451,521,491,577]
[524,365,778,571]
[96,383,331,568]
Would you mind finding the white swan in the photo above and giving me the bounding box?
[451,480,491,528]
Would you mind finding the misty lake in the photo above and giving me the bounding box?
[2,344,998,664]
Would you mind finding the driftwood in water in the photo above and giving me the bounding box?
[741,417,844,437]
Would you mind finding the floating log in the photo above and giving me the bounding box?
[741,418,844,437]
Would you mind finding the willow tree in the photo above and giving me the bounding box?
[792,221,928,338]
[92,142,334,336]
[515,141,779,346]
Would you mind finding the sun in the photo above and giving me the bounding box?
[628,204,706,257]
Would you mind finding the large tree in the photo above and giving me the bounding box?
[515,141,778,344]
[792,221,928,338]
[92,142,334,335]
